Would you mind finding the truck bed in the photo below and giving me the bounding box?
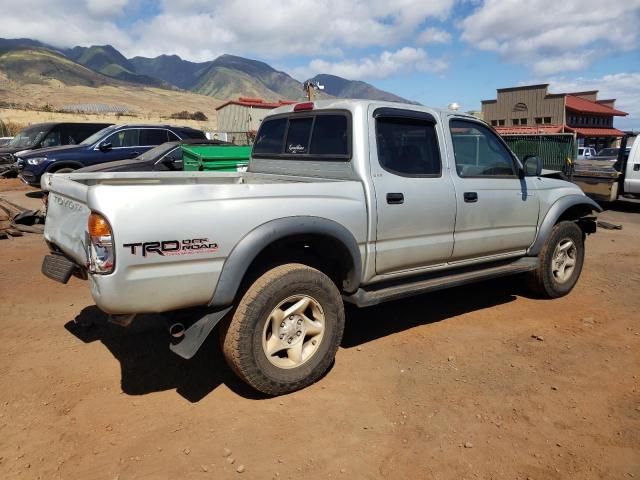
[42,170,367,314]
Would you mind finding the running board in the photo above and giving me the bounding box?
[343,257,538,307]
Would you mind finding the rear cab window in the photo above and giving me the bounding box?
[253,112,350,159]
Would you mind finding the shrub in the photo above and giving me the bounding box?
[170,111,208,121]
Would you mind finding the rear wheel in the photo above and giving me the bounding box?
[526,221,585,298]
[220,263,344,395]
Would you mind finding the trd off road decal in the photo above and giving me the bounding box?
[123,238,218,257]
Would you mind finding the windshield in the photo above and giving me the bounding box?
[597,148,618,156]
[136,142,180,161]
[80,125,117,146]
[8,125,50,148]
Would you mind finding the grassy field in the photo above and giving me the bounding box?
[0,71,223,133]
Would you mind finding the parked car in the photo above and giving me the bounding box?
[76,139,232,173]
[577,147,597,160]
[589,147,631,162]
[0,122,112,166]
[16,124,206,186]
[41,99,601,395]
[0,137,13,147]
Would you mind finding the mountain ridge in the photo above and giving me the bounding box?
[0,37,418,105]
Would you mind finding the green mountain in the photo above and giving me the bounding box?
[129,54,210,89]
[65,45,167,87]
[0,38,418,104]
[0,45,114,87]
[204,54,302,100]
[311,74,417,104]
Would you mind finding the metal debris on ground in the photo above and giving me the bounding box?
[597,220,623,230]
[0,164,18,178]
[0,197,45,239]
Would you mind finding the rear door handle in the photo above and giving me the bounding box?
[386,193,404,204]
[463,192,478,203]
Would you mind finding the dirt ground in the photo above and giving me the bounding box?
[1,179,639,479]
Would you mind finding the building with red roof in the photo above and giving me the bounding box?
[215,97,296,134]
[481,84,627,150]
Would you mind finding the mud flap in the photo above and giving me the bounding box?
[169,307,232,360]
[42,254,76,284]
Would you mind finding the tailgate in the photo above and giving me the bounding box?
[42,174,91,267]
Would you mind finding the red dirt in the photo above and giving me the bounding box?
[1,184,639,479]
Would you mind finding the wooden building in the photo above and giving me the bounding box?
[481,84,628,150]
[215,97,295,134]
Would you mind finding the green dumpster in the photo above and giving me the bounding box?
[182,145,251,172]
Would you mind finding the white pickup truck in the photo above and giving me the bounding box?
[573,138,640,202]
[41,100,601,395]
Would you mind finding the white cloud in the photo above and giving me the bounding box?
[0,0,457,62]
[545,73,640,129]
[461,0,640,74]
[0,0,132,50]
[291,47,448,80]
[111,0,455,60]
[86,0,129,17]
[417,27,451,45]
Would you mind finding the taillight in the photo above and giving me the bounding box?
[87,212,114,274]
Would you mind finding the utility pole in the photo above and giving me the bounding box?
[303,80,325,101]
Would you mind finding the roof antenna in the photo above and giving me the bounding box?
[303,80,324,101]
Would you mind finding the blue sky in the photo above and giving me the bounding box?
[1,0,639,129]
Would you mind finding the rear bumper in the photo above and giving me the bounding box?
[573,176,618,202]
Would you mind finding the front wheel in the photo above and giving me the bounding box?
[220,263,345,395]
[53,167,76,174]
[526,221,585,298]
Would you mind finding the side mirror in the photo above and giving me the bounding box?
[99,142,112,152]
[522,155,542,177]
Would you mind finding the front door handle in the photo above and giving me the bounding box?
[386,193,404,204]
[464,192,478,203]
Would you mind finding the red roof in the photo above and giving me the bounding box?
[565,95,627,116]
[216,97,297,111]
[564,126,625,137]
[494,125,564,135]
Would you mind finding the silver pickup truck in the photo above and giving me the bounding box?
[41,100,601,395]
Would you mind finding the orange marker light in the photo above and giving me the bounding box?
[88,213,111,237]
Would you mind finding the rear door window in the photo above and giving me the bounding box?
[375,117,441,176]
[140,129,169,146]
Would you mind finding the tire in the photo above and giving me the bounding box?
[53,167,76,174]
[526,221,585,298]
[220,263,345,395]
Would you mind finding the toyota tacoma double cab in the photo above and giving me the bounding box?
[41,100,601,395]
